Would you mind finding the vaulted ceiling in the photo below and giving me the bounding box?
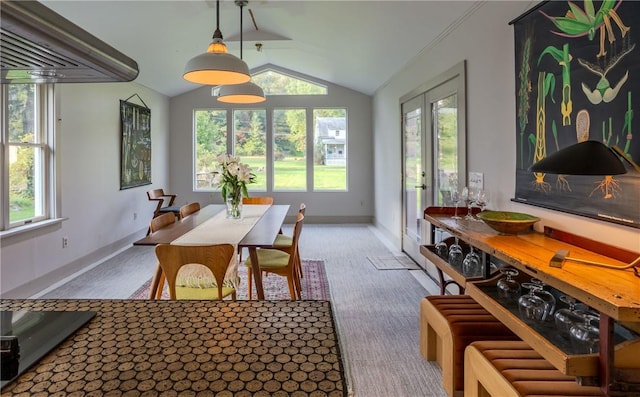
[42,1,480,98]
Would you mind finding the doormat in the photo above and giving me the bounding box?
[367,255,421,270]
[129,259,330,300]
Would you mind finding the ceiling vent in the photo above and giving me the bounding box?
[1,0,138,83]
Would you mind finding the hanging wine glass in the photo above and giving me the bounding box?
[530,278,556,321]
[462,247,483,277]
[554,296,588,338]
[448,237,464,269]
[450,187,461,220]
[518,283,547,324]
[569,313,600,354]
[434,239,449,260]
[497,268,521,302]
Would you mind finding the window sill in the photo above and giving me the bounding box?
[0,218,67,242]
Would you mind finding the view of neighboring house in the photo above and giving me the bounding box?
[315,117,346,166]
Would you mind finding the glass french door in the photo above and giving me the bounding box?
[401,63,466,266]
[401,95,426,261]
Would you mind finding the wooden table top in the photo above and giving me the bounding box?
[134,204,290,246]
[0,299,346,396]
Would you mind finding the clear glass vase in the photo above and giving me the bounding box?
[226,195,242,219]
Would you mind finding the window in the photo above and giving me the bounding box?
[2,83,56,230]
[193,68,348,194]
[252,69,327,95]
[273,109,306,191]
[313,109,347,190]
[194,109,227,189]
[234,109,267,192]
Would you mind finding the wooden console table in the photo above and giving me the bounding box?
[422,207,640,396]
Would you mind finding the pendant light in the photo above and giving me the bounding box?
[183,0,251,85]
[217,1,265,103]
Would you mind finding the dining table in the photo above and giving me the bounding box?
[133,204,290,300]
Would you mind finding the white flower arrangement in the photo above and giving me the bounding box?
[213,154,256,203]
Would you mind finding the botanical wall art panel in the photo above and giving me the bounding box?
[512,0,639,228]
[120,100,151,189]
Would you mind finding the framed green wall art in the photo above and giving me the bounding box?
[511,0,640,228]
[120,99,151,189]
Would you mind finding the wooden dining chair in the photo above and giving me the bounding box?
[245,212,304,300]
[237,195,275,262]
[147,212,177,299]
[147,188,181,218]
[150,211,176,233]
[179,202,200,219]
[242,196,274,205]
[155,243,237,300]
[273,203,306,278]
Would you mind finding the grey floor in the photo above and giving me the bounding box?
[37,224,447,397]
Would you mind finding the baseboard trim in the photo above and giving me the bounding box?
[2,230,145,298]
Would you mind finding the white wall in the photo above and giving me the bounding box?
[373,2,639,254]
[169,68,374,222]
[1,82,170,297]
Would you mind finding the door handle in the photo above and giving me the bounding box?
[415,184,426,190]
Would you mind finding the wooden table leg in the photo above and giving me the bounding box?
[149,264,163,300]
[248,247,265,300]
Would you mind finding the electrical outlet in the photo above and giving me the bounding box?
[62,237,68,248]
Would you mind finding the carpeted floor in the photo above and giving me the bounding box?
[129,259,330,300]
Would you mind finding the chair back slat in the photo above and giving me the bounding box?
[155,244,235,300]
[179,202,200,219]
[149,212,176,233]
[242,196,274,205]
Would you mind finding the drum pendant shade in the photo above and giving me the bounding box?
[183,0,250,86]
[217,81,265,103]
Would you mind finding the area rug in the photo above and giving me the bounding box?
[367,255,421,270]
[129,259,330,300]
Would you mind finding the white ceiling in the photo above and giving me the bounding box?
[42,1,480,97]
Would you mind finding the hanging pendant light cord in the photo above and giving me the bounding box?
[239,2,244,59]
[213,0,223,40]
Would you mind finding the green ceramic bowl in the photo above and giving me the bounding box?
[476,211,540,234]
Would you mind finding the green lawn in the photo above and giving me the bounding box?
[242,156,346,191]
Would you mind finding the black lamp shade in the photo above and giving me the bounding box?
[528,141,627,175]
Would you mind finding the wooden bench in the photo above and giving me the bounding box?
[464,340,604,397]
[420,295,518,397]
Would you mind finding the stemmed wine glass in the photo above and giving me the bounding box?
[475,189,490,220]
[450,187,461,219]
[569,313,600,354]
[434,239,449,260]
[462,247,483,277]
[518,283,547,324]
[497,268,521,302]
[448,237,464,269]
[530,278,556,320]
[461,187,475,221]
[554,296,588,338]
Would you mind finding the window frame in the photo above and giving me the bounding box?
[1,83,58,233]
[193,105,349,194]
